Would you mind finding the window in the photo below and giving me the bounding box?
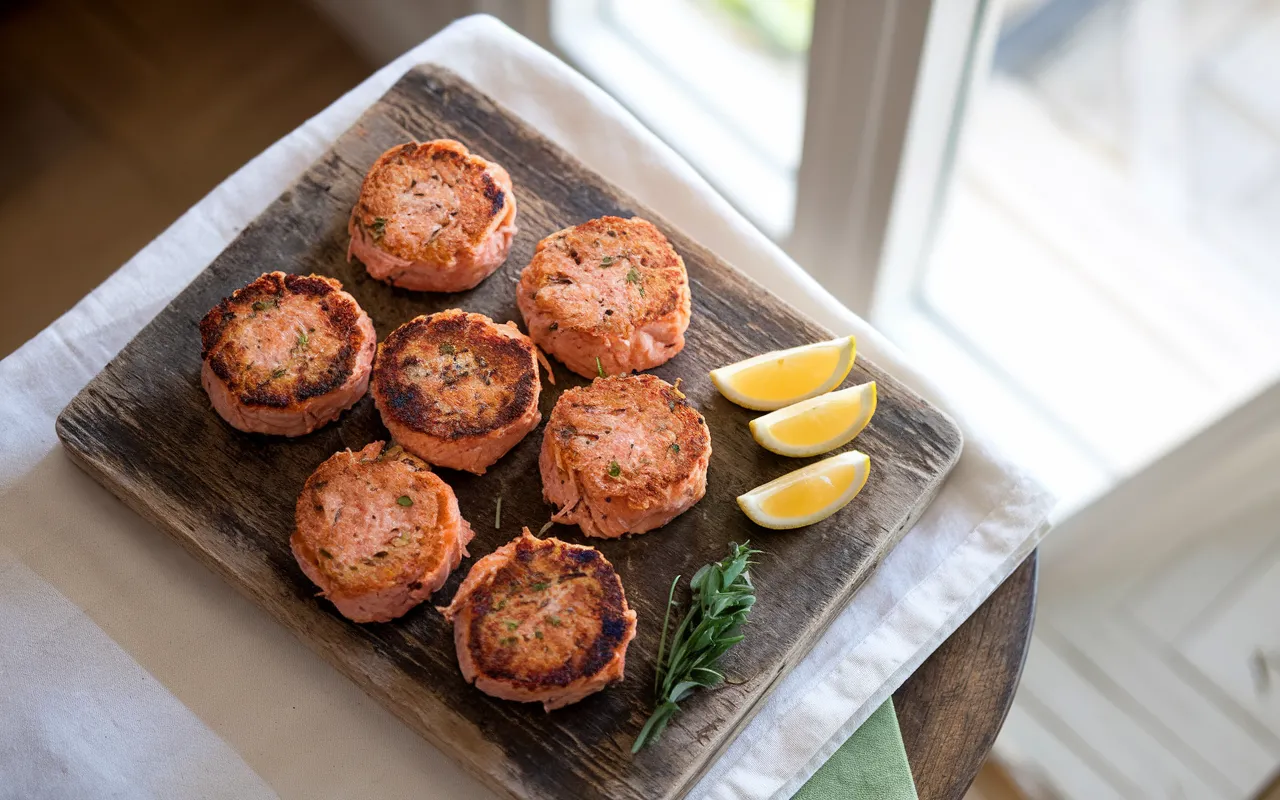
[882,0,1280,513]
[550,0,811,240]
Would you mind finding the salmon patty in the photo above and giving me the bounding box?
[199,271,376,437]
[348,140,516,292]
[440,528,637,711]
[541,374,711,538]
[292,441,474,623]
[517,216,691,378]
[372,309,541,474]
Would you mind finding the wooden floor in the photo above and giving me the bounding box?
[998,494,1280,799]
[0,0,371,358]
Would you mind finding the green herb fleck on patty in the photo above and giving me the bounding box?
[608,460,621,478]
[396,495,413,507]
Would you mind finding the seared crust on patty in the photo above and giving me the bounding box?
[199,271,376,436]
[292,441,473,623]
[542,374,711,538]
[517,216,691,377]
[348,140,517,292]
[441,528,637,711]
[372,309,541,473]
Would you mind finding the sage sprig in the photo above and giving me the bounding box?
[632,541,760,752]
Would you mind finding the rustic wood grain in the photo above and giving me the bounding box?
[895,553,1038,799]
[55,65,963,800]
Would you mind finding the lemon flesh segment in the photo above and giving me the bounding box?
[709,336,856,411]
[737,451,871,530]
[750,382,877,457]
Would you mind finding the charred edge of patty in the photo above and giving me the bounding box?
[354,140,506,234]
[199,272,368,409]
[528,217,686,324]
[480,171,506,218]
[376,313,537,440]
[465,538,630,689]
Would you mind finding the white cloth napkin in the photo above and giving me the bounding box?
[0,16,1053,800]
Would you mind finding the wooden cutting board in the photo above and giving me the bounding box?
[56,65,962,800]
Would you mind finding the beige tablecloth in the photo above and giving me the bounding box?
[0,16,1053,800]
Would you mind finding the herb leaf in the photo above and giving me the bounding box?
[596,356,605,378]
[601,255,616,266]
[670,442,681,454]
[370,217,387,240]
[625,266,646,295]
[297,330,309,348]
[439,343,456,355]
[608,460,621,478]
[396,495,413,507]
[632,542,760,752]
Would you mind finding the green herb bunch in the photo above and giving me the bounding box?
[632,541,760,752]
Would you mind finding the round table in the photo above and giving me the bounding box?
[894,552,1038,799]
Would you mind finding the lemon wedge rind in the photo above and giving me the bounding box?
[749,381,877,457]
[709,335,856,411]
[737,450,871,530]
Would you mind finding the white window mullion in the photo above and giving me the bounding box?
[786,0,940,318]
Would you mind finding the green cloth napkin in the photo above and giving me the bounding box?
[793,698,918,799]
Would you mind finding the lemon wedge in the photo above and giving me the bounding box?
[737,451,871,530]
[749,382,877,457]
[710,336,856,411]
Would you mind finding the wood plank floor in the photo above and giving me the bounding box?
[0,0,371,358]
[995,495,1280,799]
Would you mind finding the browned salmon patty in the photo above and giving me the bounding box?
[198,271,376,437]
[517,216,691,378]
[541,374,711,538]
[440,528,637,711]
[348,139,516,292]
[371,309,541,474]
[292,441,473,623]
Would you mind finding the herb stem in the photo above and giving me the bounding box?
[632,542,760,752]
